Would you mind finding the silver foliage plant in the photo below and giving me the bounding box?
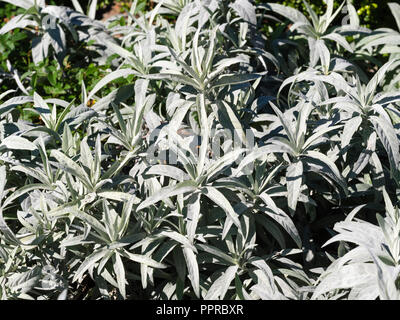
[0,0,399,300]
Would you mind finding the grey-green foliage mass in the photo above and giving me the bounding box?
[0,0,400,300]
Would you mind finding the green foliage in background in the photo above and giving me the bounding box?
[263,0,395,29]
[0,0,399,300]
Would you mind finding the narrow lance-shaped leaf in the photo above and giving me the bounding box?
[137,180,198,211]
[121,249,168,269]
[303,150,348,193]
[0,136,37,151]
[51,150,93,190]
[202,186,241,228]
[183,247,200,298]
[370,116,400,173]
[113,252,126,299]
[197,93,209,176]
[186,192,201,243]
[204,265,238,300]
[388,2,400,31]
[258,192,302,248]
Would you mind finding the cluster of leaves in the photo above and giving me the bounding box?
[264,0,396,29]
[0,0,400,300]
[0,0,140,101]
